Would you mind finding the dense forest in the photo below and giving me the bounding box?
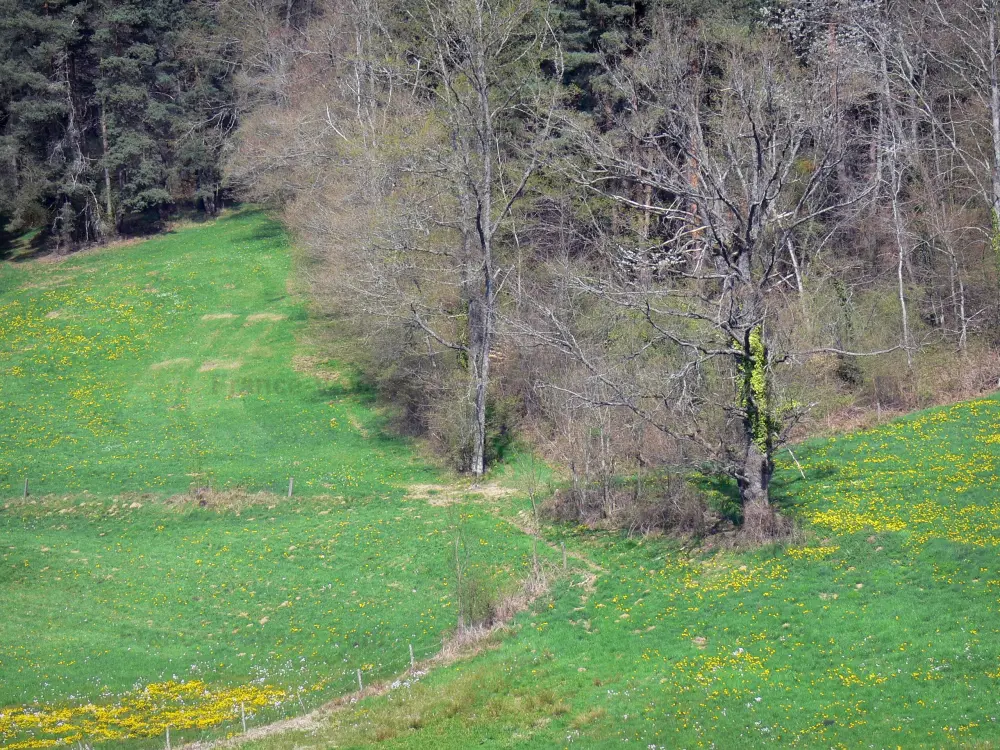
[0,0,243,244]
[6,0,1000,537]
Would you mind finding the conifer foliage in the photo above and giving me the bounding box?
[0,0,235,246]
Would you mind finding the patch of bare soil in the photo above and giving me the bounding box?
[201,313,238,321]
[150,358,193,370]
[199,360,241,372]
[291,354,342,382]
[246,312,286,324]
[164,489,344,513]
[405,482,518,506]
[347,415,369,437]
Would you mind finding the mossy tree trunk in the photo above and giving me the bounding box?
[736,324,779,538]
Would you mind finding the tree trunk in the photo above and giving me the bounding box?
[959,272,968,352]
[990,3,1000,223]
[736,324,780,539]
[99,103,115,235]
[786,235,804,298]
[739,441,776,541]
[61,52,87,247]
[879,43,913,368]
[466,16,496,479]
[467,289,493,477]
[63,60,84,185]
[891,172,912,368]
[987,1,1000,283]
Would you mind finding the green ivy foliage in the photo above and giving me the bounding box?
[738,325,778,452]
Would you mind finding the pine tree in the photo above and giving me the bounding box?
[0,0,237,246]
[0,0,104,243]
[554,0,640,109]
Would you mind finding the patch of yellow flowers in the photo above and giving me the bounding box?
[0,680,285,749]
[784,545,840,560]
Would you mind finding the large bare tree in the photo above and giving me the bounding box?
[535,20,870,535]
[412,0,557,475]
[287,0,559,476]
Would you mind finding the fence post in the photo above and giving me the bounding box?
[357,668,363,691]
[240,701,246,732]
[561,541,567,570]
[409,642,415,670]
[23,477,28,499]
[165,726,170,750]
[288,477,294,497]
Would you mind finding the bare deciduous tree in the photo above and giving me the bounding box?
[532,20,870,536]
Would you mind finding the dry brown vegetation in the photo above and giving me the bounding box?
[225,0,1000,538]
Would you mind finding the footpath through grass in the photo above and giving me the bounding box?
[0,212,542,749]
[242,401,1000,749]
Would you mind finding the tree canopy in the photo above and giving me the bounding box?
[0,0,235,246]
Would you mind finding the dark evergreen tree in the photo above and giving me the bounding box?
[553,0,640,109]
[0,0,102,245]
[0,0,237,247]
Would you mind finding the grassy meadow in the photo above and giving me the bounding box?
[0,212,543,748]
[238,402,1000,749]
[0,211,424,498]
[6,210,1000,749]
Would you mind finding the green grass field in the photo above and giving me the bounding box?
[0,212,544,748]
[0,211,424,498]
[236,407,1000,748]
[6,211,1000,749]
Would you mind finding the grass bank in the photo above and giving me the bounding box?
[0,211,544,748]
[238,400,1000,748]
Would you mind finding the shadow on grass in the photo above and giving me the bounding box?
[694,465,808,526]
[770,444,841,514]
[692,472,743,525]
[212,206,286,244]
[0,225,47,262]
[304,371,418,456]
[245,218,286,244]
[1,205,233,263]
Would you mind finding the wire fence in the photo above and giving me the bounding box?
[3,474,560,749]
[37,636,451,750]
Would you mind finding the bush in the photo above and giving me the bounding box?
[427,389,520,473]
[460,569,502,628]
[542,473,719,538]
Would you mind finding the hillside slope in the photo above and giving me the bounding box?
[0,212,543,749]
[0,211,422,498]
[238,400,1000,749]
[5,212,1000,749]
